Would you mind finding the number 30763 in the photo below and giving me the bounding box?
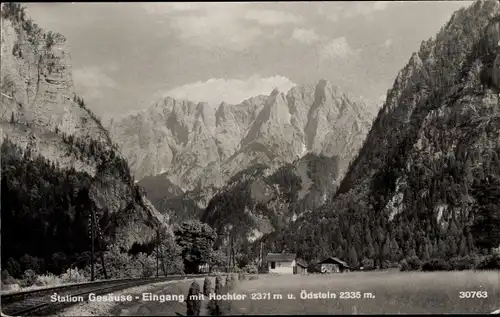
[459,291,488,299]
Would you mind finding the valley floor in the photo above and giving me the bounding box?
[53,270,499,315]
[228,271,500,315]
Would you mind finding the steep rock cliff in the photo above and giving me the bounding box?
[0,3,170,259]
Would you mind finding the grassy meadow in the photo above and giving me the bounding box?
[228,271,500,314]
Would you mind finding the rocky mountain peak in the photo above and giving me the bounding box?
[314,79,340,97]
[268,87,277,95]
[339,0,500,197]
[111,77,376,205]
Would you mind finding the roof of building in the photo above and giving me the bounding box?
[266,252,297,262]
[295,258,308,268]
[318,257,350,267]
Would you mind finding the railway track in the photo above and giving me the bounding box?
[1,273,220,316]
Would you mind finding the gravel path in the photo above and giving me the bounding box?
[57,277,216,316]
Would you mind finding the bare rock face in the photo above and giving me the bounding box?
[0,5,170,250]
[337,0,500,225]
[110,79,374,201]
[0,18,108,143]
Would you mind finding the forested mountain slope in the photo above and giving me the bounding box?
[200,153,339,251]
[0,3,169,276]
[252,0,500,267]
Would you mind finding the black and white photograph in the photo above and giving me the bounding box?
[1,1,499,315]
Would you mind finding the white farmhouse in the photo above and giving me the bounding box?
[265,252,307,274]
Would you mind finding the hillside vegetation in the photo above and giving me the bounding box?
[200,154,339,255]
[251,0,500,269]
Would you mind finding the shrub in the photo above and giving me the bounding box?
[203,277,212,297]
[165,256,184,275]
[215,276,223,291]
[207,298,220,316]
[242,264,257,274]
[422,258,451,271]
[4,257,21,278]
[60,268,88,283]
[399,256,422,271]
[399,259,409,271]
[208,276,223,315]
[19,254,43,274]
[217,275,236,315]
[1,269,16,285]
[449,256,477,270]
[407,256,422,271]
[361,258,374,271]
[134,253,156,278]
[186,281,201,316]
[36,273,62,286]
[21,269,38,287]
[475,254,500,270]
[226,274,237,289]
[381,260,392,269]
[90,245,157,279]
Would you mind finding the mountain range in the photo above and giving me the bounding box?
[109,80,375,215]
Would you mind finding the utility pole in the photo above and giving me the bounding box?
[95,215,108,280]
[90,209,95,281]
[156,230,160,278]
[230,237,236,270]
[260,241,263,272]
[227,235,231,273]
[160,238,167,276]
[231,242,235,269]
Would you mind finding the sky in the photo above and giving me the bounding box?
[25,1,472,119]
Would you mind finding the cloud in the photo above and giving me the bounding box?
[142,3,303,51]
[244,9,302,25]
[323,2,391,22]
[73,67,118,100]
[319,37,359,60]
[142,2,207,14]
[290,28,323,45]
[163,75,296,106]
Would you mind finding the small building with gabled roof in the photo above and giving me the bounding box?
[266,252,307,274]
[318,256,350,273]
[294,258,308,275]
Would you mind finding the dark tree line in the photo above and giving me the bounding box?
[1,131,142,278]
[1,138,98,276]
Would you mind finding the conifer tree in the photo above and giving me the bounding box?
[348,245,359,268]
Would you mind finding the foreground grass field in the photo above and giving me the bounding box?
[229,271,500,314]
